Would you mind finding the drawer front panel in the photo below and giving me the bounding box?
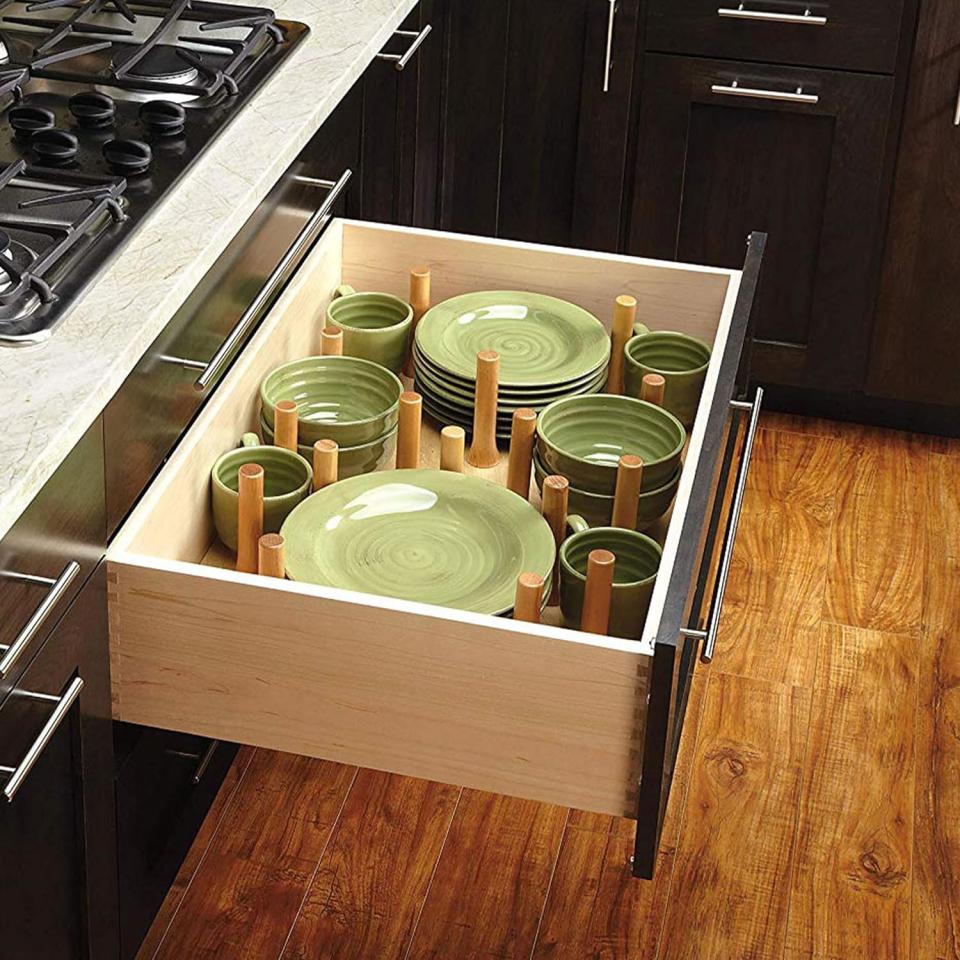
[0,418,104,701]
[645,0,906,74]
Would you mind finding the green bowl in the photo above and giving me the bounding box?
[533,449,679,529]
[260,356,402,447]
[260,416,398,479]
[624,330,711,428]
[536,394,685,495]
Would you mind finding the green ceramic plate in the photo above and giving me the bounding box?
[537,394,686,495]
[417,387,515,442]
[260,356,402,447]
[280,470,556,615]
[415,291,610,387]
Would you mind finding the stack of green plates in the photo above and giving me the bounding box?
[413,291,610,438]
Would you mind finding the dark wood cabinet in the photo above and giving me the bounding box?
[312,77,364,218]
[866,0,960,409]
[0,565,118,960]
[498,0,639,251]
[628,54,894,391]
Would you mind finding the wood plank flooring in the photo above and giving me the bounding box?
[138,416,954,960]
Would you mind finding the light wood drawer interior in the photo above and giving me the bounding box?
[107,220,741,819]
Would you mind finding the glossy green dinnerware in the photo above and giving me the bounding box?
[260,355,402,446]
[537,394,685,495]
[327,285,413,374]
[624,326,711,428]
[416,386,515,441]
[211,433,313,551]
[415,291,609,387]
[280,469,556,616]
[559,515,662,639]
[533,450,680,530]
[260,416,398,479]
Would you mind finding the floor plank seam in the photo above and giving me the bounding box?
[527,807,571,960]
[400,785,464,960]
[141,745,257,960]
[275,764,360,960]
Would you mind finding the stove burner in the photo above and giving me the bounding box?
[139,99,184,136]
[9,105,54,139]
[123,46,199,86]
[31,128,78,167]
[103,137,151,175]
[69,91,116,129]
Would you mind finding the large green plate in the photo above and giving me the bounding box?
[280,469,555,615]
[415,291,610,387]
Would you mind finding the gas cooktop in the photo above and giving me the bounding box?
[0,0,308,344]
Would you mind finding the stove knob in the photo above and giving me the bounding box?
[69,91,115,129]
[139,100,186,137]
[9,105,55,140]
[103,138,152,175]
[32,128,79,167]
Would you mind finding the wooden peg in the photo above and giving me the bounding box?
[397,391,422,469]
[466,350,500,469]
[321,326,343,356]
[236,463,264,574]
[640,372,666,407]
[440,425,465,472]
[274,400,299,452]
[514,573,544,624]
[581,549,616,635]
[541,474,569,605]
[313,439,339,489]
[257,533,285,578]
[404,267,431,377]
[606,294,637,395]
[611,454,644,531]
[506,408,537,499]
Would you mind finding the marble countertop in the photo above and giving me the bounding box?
[0,0,419,540]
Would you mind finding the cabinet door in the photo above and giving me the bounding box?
[0,566,118,960]
[628,54,893,391]
[867,0,960,407]
[498,0,639,251]
[310,78,364,219]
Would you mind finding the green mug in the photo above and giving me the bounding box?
[327,284,413,374]
[623,323,711,428]
[211,433,313,551]
[559,515,662,640]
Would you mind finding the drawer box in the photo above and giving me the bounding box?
[106,219,763,876]
[646,0,907,74]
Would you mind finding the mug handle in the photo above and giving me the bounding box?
[240,432,260,448]
[333,284,356,299]
[632,322,650,338]
[565,514,589,535]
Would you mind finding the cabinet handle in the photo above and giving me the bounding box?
[603,0,617,93]
[0,561,80,678]
[711,80,819,104]
[159,170,352,389]
[954,82,960,126]
[681,387,763,664]
[718,4,827,25]
[0,676,84,801]
[376,25,432,71]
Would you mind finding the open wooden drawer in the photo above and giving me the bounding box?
[106,219,764,878]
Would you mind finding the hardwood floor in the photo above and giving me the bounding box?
[137,416,953,960]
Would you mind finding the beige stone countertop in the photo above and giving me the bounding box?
[0,0,419,540]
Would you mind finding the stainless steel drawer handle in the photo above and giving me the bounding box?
[160,169,352,390]
[165,738,221,783]
[711,80,819,105]
[603,0,617,92]
[954,82,960,126]
[681,387,764,664]
[0,676,84,801]
[718,4,827,25]
[376,25,432,71]
[0,561,80,678]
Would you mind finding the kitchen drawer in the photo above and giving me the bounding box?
[106,219,764,878]
[0,418,104,704]
[646,0,907,74]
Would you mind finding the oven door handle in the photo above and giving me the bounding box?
[160,169,352,391]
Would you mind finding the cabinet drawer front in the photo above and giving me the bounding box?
[107,219,751,824]
[646,0,906,74]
